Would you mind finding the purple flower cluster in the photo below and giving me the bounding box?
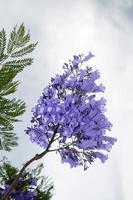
[0,177,37,200]
[26,52,117,170]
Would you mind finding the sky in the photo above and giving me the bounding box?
[0,0,133,199]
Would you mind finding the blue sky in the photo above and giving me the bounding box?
[0,0,133,199]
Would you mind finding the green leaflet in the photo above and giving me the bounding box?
[0,29,6,58]
[31,163,54,199]
[0,81,19,96]
[0,130,18,151]
[3,58,33,70]
[11,43,37,57]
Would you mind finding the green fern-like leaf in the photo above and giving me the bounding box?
[32,163,54,200]
[3,58,33,71]
[0,129,18,151]
[0,161,18,184]
[0,29,6,58]
[0,81,19,96]
[18,32,30,47]
[7,26,17,54]
[0,97,26,120]
[17,23,25,40]
[11,43,37,58]
[32,163,44,177]
[0,24,37,151]
[0,70,17,87]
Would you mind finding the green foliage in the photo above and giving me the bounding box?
[32,163,54,200]
[0,158,17,185]
[0,158,54,200]
[0,29,6,58]
[0,24,36,151]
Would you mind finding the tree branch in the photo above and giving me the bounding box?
[2,125,58,200]
[48,140,77,152]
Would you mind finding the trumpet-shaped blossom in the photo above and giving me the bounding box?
[26,52,117,170]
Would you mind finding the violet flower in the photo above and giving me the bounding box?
[26,52,117,170]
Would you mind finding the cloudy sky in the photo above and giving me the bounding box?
[0,0,133,199]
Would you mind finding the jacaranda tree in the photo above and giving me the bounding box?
[1,24,117,200]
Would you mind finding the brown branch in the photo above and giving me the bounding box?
[2,126,58,200]
[48,140,77,152]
